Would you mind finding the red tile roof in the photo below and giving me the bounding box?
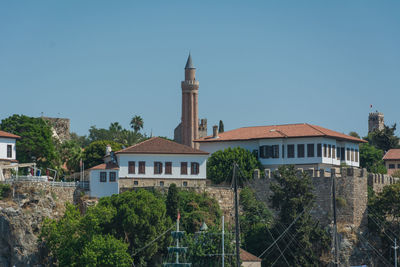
[240,248,262,262]
[0,130,20,139]
[195,123,366,143]
[383,149,400,160]
[115,137,209,155]
[89,162,119,171]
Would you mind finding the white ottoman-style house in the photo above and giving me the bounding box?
[195,123,366,171]
[89,137,209,198]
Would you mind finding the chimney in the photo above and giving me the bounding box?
[105,145,112,156]
[212,125,218,138]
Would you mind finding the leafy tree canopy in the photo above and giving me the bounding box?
[366,124,400,152]
[83,140,123,169]
[0,114,58,169]
[349,131,360,139]
[88,122,146,146]
[130,115,144,133]
[360,143,387,174]
[218,120,224,133]
[207,147,262,185]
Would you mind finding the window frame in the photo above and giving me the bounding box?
[154,162,163,175]
[191,162,199,175]
[138,161,146,174]
[165,162,172,175]
[100,172,107,182]
[317,144,322,157]
[6,145,12,158]
[181,162,188,175]
[109,172,116,182]
[128,161,135,174]
[389,164,395,169]
[307,144,314,157]
[287,144,295,158]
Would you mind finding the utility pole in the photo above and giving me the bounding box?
[222,215,225,267]
[332,171,339,267]
[233,163,241,267]
[393,238,398,267]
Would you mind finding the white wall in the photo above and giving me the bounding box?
[199,137,360,168]
[89,169,119,198]
[117,154,207,179]
[0,138,16,160]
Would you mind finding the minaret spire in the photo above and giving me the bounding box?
[185,53,195,69]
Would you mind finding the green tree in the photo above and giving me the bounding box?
[266,165,330,266]
[70,132,90,147]
[166,183,180,221]
[58,140,83,173]
[218,120,224,133]
[366,124,400,152]
[80,235,132,267]
[130,115,144,133]
[88,123,145,146]
[0,115,58,169]
[368,183,400,265]
[360,143,387,174]
[83,140,123,169]
[207,147,262,184]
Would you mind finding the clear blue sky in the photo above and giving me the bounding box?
[1,1,399,138]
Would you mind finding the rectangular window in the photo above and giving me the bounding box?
[134,181,138,186]
[181,162,188,175]
[287,145,295,158]
[398,164,400,169]
[165,162,172,174]
[328,145,332,158]
[154,162,163,174]
[109,172,116,182]
[341,147,345,160]
[6,145,12,158]
[259,146,265,158]
[332,145,336,158]
[297,144,305,158]
[351,149,355,161]
[323,144,327,157]
[355,150,359,162]
[139,161,146,174]
[100,172,107,182]
[389,164,395,169]
[282,145,285,158]
[272,145,279,158]
[128,161,135,174]
[160,181,164,187]
[191,162,199,175]
[337,146,341,159]
[307,144,314,157]
[183,181,188,187]
[317,144,322,157]
[346,148,350,161]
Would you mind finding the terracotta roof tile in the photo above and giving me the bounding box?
[195,123,366,143]
[383,149,400,160]
[89,162,119,171]
[0,130,20,139]
[240,248,262,262]
[115,137,209,155]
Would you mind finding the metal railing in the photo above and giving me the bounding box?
[2,176,79,188]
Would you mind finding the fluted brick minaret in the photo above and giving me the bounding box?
[181,53,199,148]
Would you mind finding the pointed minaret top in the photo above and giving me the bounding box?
[185,53,195,69]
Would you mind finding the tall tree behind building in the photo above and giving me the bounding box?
[218,120,224,133]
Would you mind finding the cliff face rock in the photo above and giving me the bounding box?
[0,182,77,267]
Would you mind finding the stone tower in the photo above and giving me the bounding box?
[368,112,384,133]
[174,54,202,149]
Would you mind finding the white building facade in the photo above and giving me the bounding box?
[0,131,19,163]
[89,137,209,198]
[196,123,366,171]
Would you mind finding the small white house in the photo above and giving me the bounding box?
[89,137,209,198]
[0,130,19,164]
[195,123,366,171]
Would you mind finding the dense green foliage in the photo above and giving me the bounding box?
[0,115,58,169]
[366,124,400,152]
[360,143,387,174]
[348,131,361,139]
[218,120,224,133]
[266,165,330,266]
[57,140,83,173]
[88,122,146,146]
[0,184,11,200]
[368,182,400,265]
[185,226,236,267]
[166,183,179,221]
[83,140,123,169]
[207,147,261,184]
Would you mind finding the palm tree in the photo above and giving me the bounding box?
[130,115,144,133]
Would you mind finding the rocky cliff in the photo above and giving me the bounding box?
[0,182,78,267]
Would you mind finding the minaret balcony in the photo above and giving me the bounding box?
[182,80,199,86]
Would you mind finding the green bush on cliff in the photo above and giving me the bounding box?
[0,184,11,199]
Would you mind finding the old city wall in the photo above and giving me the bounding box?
[41,117,71,142]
